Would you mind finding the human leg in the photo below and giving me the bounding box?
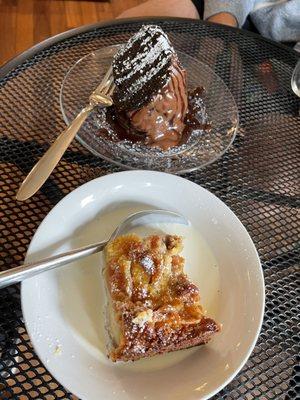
[117,0,201,20]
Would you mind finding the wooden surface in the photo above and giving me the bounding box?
[0,0,145,67]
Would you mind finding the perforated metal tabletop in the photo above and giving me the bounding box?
[0,18,299,399]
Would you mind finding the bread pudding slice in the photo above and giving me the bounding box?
[104,234,220,362]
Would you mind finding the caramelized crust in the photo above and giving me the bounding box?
[105,234,220,362]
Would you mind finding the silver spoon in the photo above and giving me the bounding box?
[0,210,189,289]
[16,66,115,201]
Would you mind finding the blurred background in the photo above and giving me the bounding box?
[0,0,145,66]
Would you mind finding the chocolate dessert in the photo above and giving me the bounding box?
[112,25,188,149]
[97,25,211,150]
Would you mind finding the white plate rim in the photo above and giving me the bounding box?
[21,170,265,400]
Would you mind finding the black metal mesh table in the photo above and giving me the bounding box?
[0,18,299,400]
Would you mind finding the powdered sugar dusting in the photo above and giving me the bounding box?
[123,56,172,101]
[140,256,155,275]
[113,25,176,107]
[116,32,174,85]
[116,25,174,59]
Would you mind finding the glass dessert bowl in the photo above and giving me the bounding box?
[60,31,238,173]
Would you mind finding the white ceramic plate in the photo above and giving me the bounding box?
[21,171,264,400]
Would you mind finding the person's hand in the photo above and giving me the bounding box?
[207,12,238,27]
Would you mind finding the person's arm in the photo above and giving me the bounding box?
[207,12,237,27]
[117,0,200,20]
[204,0,256,28]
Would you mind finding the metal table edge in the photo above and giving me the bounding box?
[0,16,298,82]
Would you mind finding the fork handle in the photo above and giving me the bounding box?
[16,105,94,201]
[0,240,107,289]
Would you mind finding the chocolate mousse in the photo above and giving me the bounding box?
[96,25,211,151]
[112,25,188,149]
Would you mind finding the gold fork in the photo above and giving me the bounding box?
[16,66,115,201]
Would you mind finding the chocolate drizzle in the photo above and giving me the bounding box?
[98,109,145,143]
[181,87,212,143]
[96,86,211,149]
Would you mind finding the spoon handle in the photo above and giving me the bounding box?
[0,241,107,289]
[16,104,94,201]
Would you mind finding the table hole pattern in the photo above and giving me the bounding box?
[0,19,299,399]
